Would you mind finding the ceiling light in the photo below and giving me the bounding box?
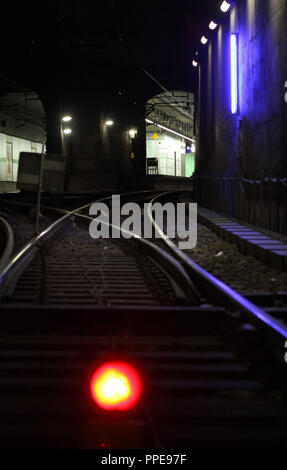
[129,129,137,138]
[105,120,114,126]
[63,128,72,135]
[62,115,72,122]
[209,21,218,30]
[192,60,198,67]
[201,36,208,45]
[220,1,231,13]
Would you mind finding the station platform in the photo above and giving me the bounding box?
[0,182,19,194]
[198,207,287,272]
[124,175,194,191]
[1,174,193,195]
[68,174,194,193]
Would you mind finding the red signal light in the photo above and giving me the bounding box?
[90,361,143,411]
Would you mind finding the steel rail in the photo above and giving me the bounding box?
[0,213,72,297]
[0,190,165,294]
[0,216,14,273]
[76,212,200,304]
[0,191,199,304]
[147,192,287,340]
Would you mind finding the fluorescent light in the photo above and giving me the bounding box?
[201,36,208,45]
[209,21,218,30]
[63,128,72,135]
[231,33,239,114]
[145,118,195,143]
[62,115,72,122]
[192,60,198,67]
[105,120,114,126]
[220,1,231,12]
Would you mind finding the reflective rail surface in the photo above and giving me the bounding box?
[147,193,287,341]
[0,191,287,449]
[0,191,198,306]
[0,216,14,273]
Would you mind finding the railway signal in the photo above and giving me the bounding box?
[90,361,143,412]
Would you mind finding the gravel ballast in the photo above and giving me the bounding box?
[185,224,287,294]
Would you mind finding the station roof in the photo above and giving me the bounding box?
[0,92,46,129]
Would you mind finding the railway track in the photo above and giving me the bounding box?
[0,215,14,272]
[0,191,287,448]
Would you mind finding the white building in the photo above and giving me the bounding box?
[0,92,46,187]
[146,90,195,177]
[146,132,186,176]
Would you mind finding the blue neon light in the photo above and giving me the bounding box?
[231,33,239,114]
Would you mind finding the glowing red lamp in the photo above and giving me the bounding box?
[90,361,143,411]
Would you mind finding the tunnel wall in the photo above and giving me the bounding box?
[195,0,287,235]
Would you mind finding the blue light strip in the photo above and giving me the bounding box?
[231,33,239,114]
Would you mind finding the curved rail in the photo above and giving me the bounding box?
[0,213,72,296]
[147,192,287,340]
[0,191,199,304]
[0,216,14,273]
[77,212,200,304]
[0,190,161,296]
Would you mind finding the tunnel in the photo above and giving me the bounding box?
[0,0,287,454]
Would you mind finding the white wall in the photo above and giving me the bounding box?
[0,132,43,182]
[146,132,186,176]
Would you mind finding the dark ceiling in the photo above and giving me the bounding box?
[2,0,217,97]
